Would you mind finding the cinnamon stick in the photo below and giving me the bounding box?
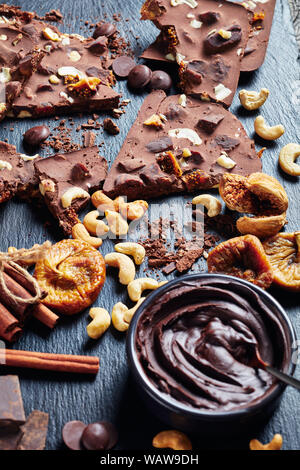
[3,263,47,299]
[0,273,33,321]
[0,349,99,374]
[32,304,58,329]
[0,303,22,343]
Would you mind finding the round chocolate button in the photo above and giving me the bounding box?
[112,56,136,78]
[23,125,50,148]
[93,23,116,39]
[81,422,110,450]
[127,64,152,90]
[62,420,86,450]
[149,70,172,91]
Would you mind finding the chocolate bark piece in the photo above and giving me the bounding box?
[0,141,40,204]
[34,146,107,235]
[103,90,261,201]
[141,0,250,106]
[11,32,120,119]
[241,0,276,72]
[17,410,49,450]
[0,375,25,430]
[0,427,23,450]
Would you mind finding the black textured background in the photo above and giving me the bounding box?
[0,0,299,450]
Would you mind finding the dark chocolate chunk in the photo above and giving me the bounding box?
[71,163,91,180]
[103,118,120,135]
[0,427,23,450]
[197,113,224,133]
[85,36,108,55]
[162,262,177,275]
[165,103,187,120]
[146,136,173,153]
[127,64,152,90]
[199,11,220,24]
[83,131,96,148]
[23,125,50,148]
[62,420,86,451]
[17,410,48,450]
[5,81,22,101]
[0,375,25,430]
[214,135,240,151]
[149,70,172,91]
[204,25,242,54]
[208,56,229,82]
[36,84,53,92]
[185,61,204,84]
[118,159,146,173]
[112,56,136,78]
[93,23,116,39]
[81,422,110,451]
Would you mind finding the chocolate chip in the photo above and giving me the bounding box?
[214,135,240,151]
[93,23,116,38]
[85,36,108,55]
[23,125,50,148]
[146,136,173,153]
[204,25,242,54]
[199,11,220,24]
[62,421,86,451]
[112,56,136,78]
[197,113,224,133]
[81,422,110,451]
[127,64,152,90]
[149,70,172,91]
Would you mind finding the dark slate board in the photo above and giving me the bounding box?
[0,0,299,451]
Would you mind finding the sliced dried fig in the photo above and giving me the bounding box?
[236,213,287,239]
[207,234,274,289]
[263,232,300,291]
[219,173,257,213]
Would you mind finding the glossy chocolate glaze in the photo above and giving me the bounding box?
[136,277,289,411]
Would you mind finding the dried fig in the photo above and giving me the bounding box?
[34,239,106,315]
[263,232,300,291]
[207,234,274,289]
[236,213,287,239]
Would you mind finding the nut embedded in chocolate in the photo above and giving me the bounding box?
[23,125,50,148]
[204,25,242,54]
[93,23,116,39]
[127,64,152,90]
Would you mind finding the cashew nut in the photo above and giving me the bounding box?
[216,154,236,169]
[105,252,135,285]
[152,430,192,451]
[254,115,285,141]
[237,213,287,238]
[91,190,115,211]
[72,223,103,248]
[0,160,12,171]
[115,242,146,265]
[114,197,148,221]
[192,194,222,217]
[39,179,55,195]
[86,307,111,339]
[279,143,300,176]
[239,88,269,110]
[111,298,145,332]
[127,277,159,302]
[168,128,202,146]
[83,210,109,236]
[61,186,90,208]
[249,434,283,451]
[42,27,61,41]
[105,210,129,236]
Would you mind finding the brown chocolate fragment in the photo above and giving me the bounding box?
[128,64,152,89]
[103,118,120,135]
[93,23,117,39]
[112,56,136,78]
[197,113,224,133]
[83,131,96,148]
[17,410,49,450]
[62,420,86,450]
[0,427,23,450]
[0,375,25,430]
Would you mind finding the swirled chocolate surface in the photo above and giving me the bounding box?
[135,277,290,411]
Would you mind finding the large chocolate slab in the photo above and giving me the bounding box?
[0,375,26,430]
[103,90,261,200]
[0,141,40,204]
[141,0,250,106]
[34,146,108,235]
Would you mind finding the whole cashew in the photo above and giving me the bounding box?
[91,190,115,212]
[254,115,285,141]
[279,143,300,176]
[115,242,146,265]
[86,307,111,339]
[105,252,135,285]
[114,197,148,221]
[127,277,159,302]
[83,210,109,236]
[216,154,236,169]
[249,434,283,451]
[192,194,222,217]
[111,298,145,332]
[239,88,269,110]
[61,186,90,208]
[237,213,287,238]
[72,223,103,248]
[152,430,192,451]
[105,210,129,236]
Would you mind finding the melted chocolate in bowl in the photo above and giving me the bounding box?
[135,276,292,413]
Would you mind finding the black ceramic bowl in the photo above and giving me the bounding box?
[126,274,297,435]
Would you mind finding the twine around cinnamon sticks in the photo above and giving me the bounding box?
[0,242,59,343]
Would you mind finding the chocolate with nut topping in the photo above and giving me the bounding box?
[103,90,260,201]
[34,146,107,235]
[140,0,250,106]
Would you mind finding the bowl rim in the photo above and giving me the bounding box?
[126,273,297,421]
